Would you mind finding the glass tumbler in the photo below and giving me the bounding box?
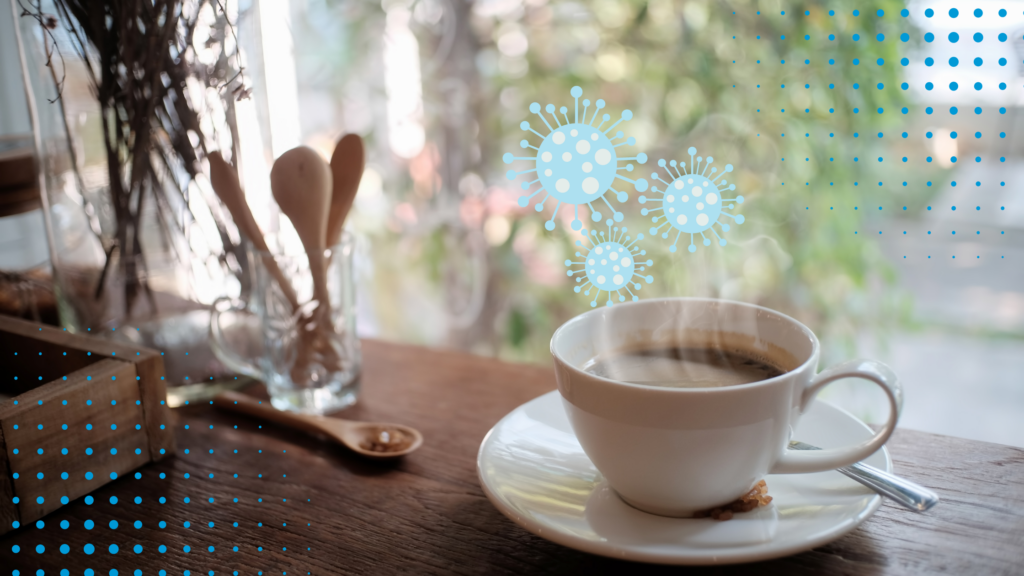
[210,232,361,413]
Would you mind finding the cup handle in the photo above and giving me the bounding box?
[771,359,903,474]
[209,296,262,380]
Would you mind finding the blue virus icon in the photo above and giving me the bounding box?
[565,224,653,307]
[640,147,745,252]
[504,86,649,231]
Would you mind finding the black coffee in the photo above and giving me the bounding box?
[583,345,786,388]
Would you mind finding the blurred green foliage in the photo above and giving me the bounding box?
[478,0,925,363]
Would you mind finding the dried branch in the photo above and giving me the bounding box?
[17,0,66,102]
[19,0,252,321]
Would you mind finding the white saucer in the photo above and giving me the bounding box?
[477,390,892,565]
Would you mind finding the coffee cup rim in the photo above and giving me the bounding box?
[549,297,820,392]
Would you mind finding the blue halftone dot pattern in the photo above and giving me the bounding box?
[1,330,279,573]
[724,5,1011,261]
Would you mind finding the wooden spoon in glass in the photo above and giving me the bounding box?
[213,391,423,458]
[270,146,333,312]
[326,134,364,249]
[269,146,342,376]
[208,151,299,311]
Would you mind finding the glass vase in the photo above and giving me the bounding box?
[12,0,251,405]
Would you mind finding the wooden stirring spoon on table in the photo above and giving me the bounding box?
[326,134,365,249]
[213,391,423,458]
[208,152,299,311]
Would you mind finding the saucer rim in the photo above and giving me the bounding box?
[477,390,890,566]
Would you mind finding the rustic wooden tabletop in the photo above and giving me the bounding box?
[3,339,1023,575]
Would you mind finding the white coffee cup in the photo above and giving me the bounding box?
[550,297,902,517]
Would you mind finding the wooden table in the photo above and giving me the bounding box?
[4,340,1023,575]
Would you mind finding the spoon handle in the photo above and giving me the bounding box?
[257,253,301,313]
[213,391,330,439]
[838,461,940,512]
[208,153,300,311]
[789,441,939,512]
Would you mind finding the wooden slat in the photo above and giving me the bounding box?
[0,315,175,457]
[0,329,101,398]
[0,358,150,526]
[137,351,176,460]
[0,314,160,359]
[0,144,34,189]
[0,423,17,529]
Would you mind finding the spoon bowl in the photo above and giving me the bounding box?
[341,421,424,459]
[327,134,365,248]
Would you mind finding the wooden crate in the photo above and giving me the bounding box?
[0,315,175,534]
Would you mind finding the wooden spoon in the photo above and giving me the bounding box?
[269,147,340,380]
[326,134,365,249]
[208,152,299,311]
[270,146,333,310]
[213,391,423,458]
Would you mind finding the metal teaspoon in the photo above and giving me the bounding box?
[789,440,939,512]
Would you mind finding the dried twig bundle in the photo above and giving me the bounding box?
[19,0,250,317]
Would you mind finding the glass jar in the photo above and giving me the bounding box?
[210,233,361,413]
[11,0,250,404]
